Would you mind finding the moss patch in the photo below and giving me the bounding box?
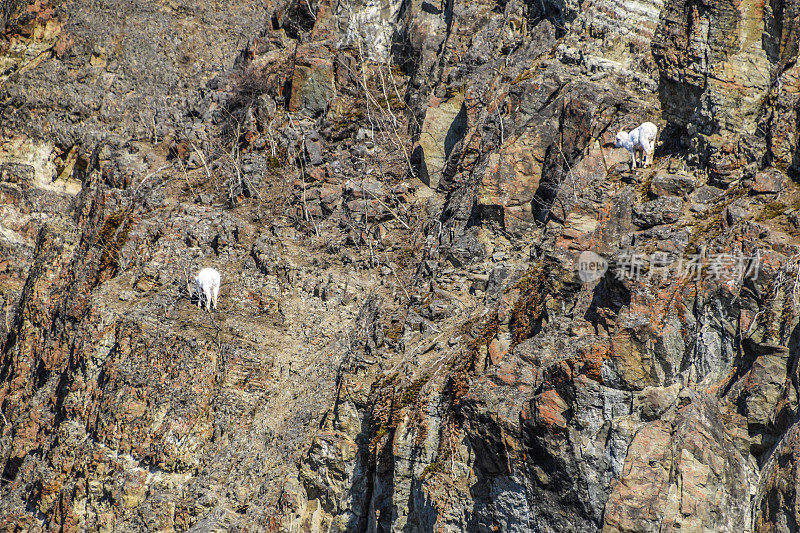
[420,460,444,479]
[684,185,747,257]
[95,209,133,286]
[398,375,429,409]
[756,201,788,222]
[368,372,430,450]
[509,260,550,346]
[266,155,284,169]
[384,322,403,341]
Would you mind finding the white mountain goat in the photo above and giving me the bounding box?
[615,121,658,169]
[191,267,220,311]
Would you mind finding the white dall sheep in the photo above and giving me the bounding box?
[192,267,220,311]
[616,121,658,169]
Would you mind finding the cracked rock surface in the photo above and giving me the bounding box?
[3,0,800,531]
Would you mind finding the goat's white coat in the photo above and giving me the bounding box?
[193,268,220,311]
[616,122,658,169]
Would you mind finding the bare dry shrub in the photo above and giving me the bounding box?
[1,0,27,33]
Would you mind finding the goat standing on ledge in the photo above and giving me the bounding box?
[616,122,658,169]
[191,267,220,311]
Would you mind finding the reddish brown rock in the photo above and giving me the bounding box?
[749,168,787,194]
[534,389,569,431]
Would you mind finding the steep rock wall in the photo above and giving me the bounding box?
[3,0,800,532]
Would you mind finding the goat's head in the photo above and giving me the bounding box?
[615,131,629,148]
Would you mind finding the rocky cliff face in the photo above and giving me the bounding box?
[3,0,800,531]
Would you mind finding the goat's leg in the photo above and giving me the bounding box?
[212,286,219,310]
[629,148,637,169]
[204,287,212,311]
